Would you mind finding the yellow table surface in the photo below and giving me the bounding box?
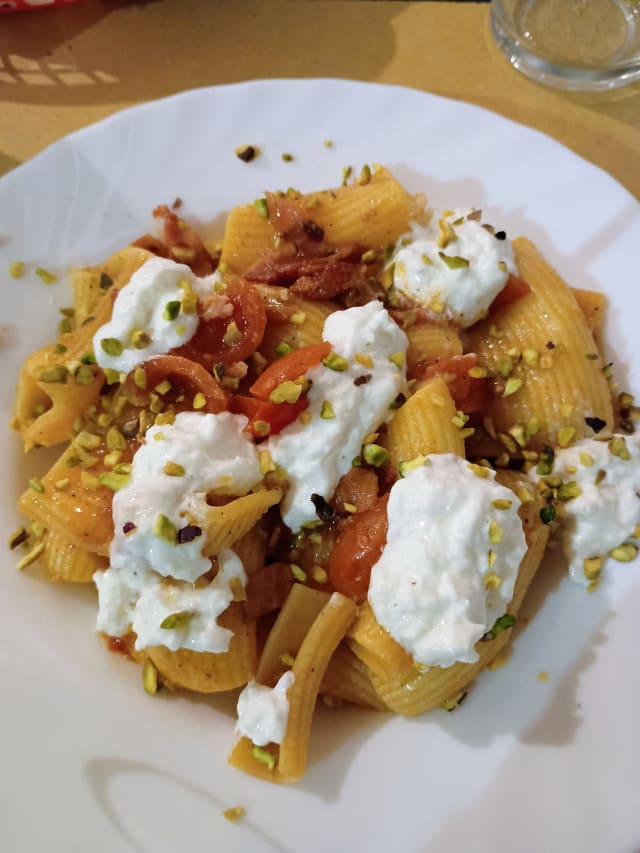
[1,0,639,198]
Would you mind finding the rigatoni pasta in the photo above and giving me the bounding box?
[10,165,637,787]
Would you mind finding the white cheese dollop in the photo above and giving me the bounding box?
[93,257,224,374]
[528,435,640,585]
[109,411,261,584]
[95,549,245,652]
[267,301,408,532]
[390,210,516,328]
[368,455,527,669]
[236,671,295,746]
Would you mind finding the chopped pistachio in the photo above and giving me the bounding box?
[583,556,603,581]
[80,471,100,490]
[467,462,490,479]
[100,337,123,358]
[388,352,405,369]
[275,341,293,357]
[223,806,246,823]
[28,477,45,494]
[36,364,68,385]
[488,520,503,545]
[35,266,57,285]
[251,745,276,771]
[160,611,191,630]
[354,353,373,368]
[290,310,306,325]
[253,420,271,437]
[162,300,181,322]
[223,320,242,347]
[269,380,303,405]
[291,564,307,583]
[522,349,539,367]
[8,261,25,279]
[398,455,427,477]
[106,427,126,451]
[99,471,130,492]
[484,572,501,590]
[502,376,523,397]
[438,252,469,270]
[322,351,349,372]
[492,499,512,510]
[610,543,638,562]
[437,218,457,249]
[341,165,352,185]
[358,164,372,185]
[489,613,516,637]
[496,356,513,378]
[298,411,311,426]
[16,540,45,571]
[259,450,276,475]
[253,197,269,219]
[193,392,206,410]
[142,660,158,695]
[608,436,631,460]
[452,410,469,430]
[320,400,335,419]
[556,426,575,448]
[487,549,497,568]
[75,431,101,450]
[163,461,186,477]
[103,368,122,385]
[558,481,582,501]
[468,365,488,379]
[130,329,151,349]
[362,443,389,468]
[153,513,177,544]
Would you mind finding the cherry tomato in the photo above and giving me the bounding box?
[129,354,227,414]
[231,395,308,439]
[328,494,389,601]
[174,278,266,368]
[249,342,331,400]
[411,353,488,414]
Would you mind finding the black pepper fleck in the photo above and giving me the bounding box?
[585,416,607,434]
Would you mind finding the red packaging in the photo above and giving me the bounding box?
[0,0,82,11]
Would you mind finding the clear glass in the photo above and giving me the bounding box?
[491,0,640,91]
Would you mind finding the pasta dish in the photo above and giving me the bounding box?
[10,166,640,783]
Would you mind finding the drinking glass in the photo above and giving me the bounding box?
[491,0,640,91]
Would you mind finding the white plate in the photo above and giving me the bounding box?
[1,80,639,853]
